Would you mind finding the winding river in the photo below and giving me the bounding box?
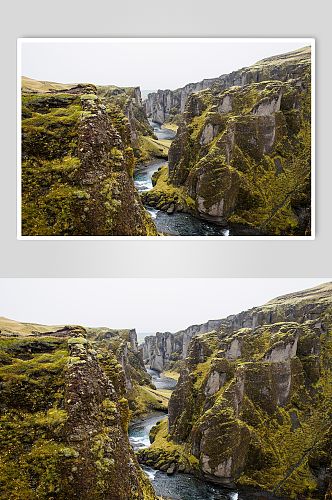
[134,122,230,237]
[129,368,240,500]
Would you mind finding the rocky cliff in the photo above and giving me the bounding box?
[21,79,157,236]
[143,46,311,235]
[96,85,155,159]
[142,320,224,372]
[0,322,156,499]
[139,282,332,499]
[144,46,311,125]
[143,279,329,372]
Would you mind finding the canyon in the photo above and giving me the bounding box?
[144,46,311,235]
[21,45,312,236]
[140,282,332,499]
[1,282,331,499]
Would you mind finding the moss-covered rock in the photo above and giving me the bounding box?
[142,165,196,214]
[86,327,166,418]
[145,45,310,128]
[21,84,157,236]
[0,325,156,499]
[142,283,332,498]
[137,419,199,475]
[145,47,312,235]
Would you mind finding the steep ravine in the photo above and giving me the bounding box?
[130,370,241,500]
[140,283,332,499]
[143,46,311,236]
[134,122,229,236]
[21,45,311,237]
[1,282,331,498]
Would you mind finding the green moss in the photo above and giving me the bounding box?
[22,99,82,161]
[165,72,311,235]
[138,419,199,473]
[130,385,169,417]
[142,165,196,213]
[80,93,98,101]
[0,335,71,498]
[21,88,158,237]
[138,136,169,162]
[67,337,88,345]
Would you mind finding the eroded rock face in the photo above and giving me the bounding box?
[145,46,311,235]
[204,370,227,396]
[142,282,331,372]
[97,85,152,145]
[142,332,183,372]
[21,83,157,236]
[252,91,282,116]
[140,282,332,498]
[142,320,223,371]
[0,325,156,499]
[144,46,310,124]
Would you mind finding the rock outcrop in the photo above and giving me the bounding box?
[139,282,332,499]
[142,320,224,372]
[97,85,153,151]
[0,324,156,499]
[144,46,310,125]
[142,280,330,372]
[143,46,311,236]
[21,80,157,236]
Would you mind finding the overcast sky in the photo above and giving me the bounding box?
[20,39,309,91]
[0,279,328,337]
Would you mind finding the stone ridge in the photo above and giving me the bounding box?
[144,46,311,124]
[141,282,332,371]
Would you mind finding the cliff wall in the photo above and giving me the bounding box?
[0,324,156,499]
[21,80,157,236]
[143,46,311,235]
[144,46,310,124]
[142,280,330,372]
[139,282,332,499]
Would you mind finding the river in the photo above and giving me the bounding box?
[134,122,230,237]
[129,368,240,500]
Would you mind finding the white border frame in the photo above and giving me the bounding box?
[17,37,315,240]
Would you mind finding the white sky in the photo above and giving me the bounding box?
[0,279,328,336]
[20,39,309,91]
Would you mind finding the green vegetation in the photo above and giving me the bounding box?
[0,336,70,498]
[140,284,332,498]
[142,165,196,213]
[137,419,199,474]
[145,48,312,235]
[162,370,180,381]
[21,86,157,236]
[130,385,169,416]
[0,327,157,499]
[138,136,169,163]
[163,123,179,133]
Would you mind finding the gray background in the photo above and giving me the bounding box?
[1,0,329,278]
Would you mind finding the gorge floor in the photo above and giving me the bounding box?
[129,369,241,500]
[134,122,230,237]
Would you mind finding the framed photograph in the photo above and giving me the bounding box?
[0,278,330,499]
[17,38,315,239]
